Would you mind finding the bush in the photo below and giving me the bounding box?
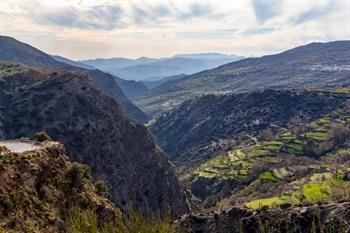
[35,131,52,142]
[94,180,109,197]
[65,163,92,189]
[329,124,350,145]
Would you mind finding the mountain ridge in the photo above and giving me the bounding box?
[136,40,350,116]
[82,53,243,81]
[0,35,149,123]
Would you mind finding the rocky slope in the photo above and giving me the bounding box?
[0,35,149,123]
[114,77,149,100]
[76,68,149,123]
[177,202,350,233]
[136,41,350,116]
[0,65,189,216]
[0,140,122,233]
[152,89,350,166]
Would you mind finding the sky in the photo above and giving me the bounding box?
[0,0,349,60]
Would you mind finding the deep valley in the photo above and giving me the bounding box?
[0,2,349,231]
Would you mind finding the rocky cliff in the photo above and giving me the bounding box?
[0,67,189,216]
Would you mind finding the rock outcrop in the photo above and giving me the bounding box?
[0,140,122,233]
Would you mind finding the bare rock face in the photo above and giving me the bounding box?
[177,202,350,233]
[0,70,189,216]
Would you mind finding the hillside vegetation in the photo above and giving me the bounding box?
[185,107,350,207]
[175,89,350,232]
[152,89,350,167]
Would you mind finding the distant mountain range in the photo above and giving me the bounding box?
[50,54,149,100]
[136,41,350,116]
[51,55,95,70]
[81,53,244,81]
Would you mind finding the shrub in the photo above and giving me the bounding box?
[35,131,52,142]
[94,180,109,197]
[65,163,92,189]
[329,124,350,145]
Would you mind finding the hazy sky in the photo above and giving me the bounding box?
[1,0,349,59]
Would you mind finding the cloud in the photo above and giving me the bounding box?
[33,4,124,30]
[0,0,348,59]
[131,2,216,25]
[131,4,173,25]
[131,2,218,25]
[177,29,237,39]
[250,0,282,23]
[290,1,336,25]
[132,5,151,25]
[177,3,213,20]
[242,27,275,35]
[154,5,172,17]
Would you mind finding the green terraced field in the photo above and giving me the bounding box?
[244,173,350,210]
[302,182,331,202]
[261,171,278,182]
[303,132,328,141]
[186,108,350,210]
[245,197,285,209]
